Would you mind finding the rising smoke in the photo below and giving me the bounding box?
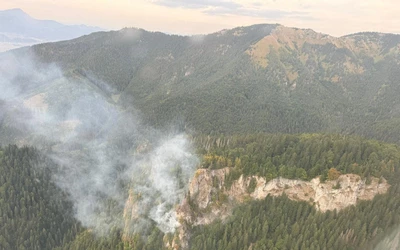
[374,226,400,250]
[0,51,199,234]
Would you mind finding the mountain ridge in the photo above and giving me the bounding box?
[24,23,400,144]
[2,22,400,249]
[0,8,104,52]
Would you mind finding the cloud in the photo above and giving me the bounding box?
[205,7,310,19]
[151,0,241,9]
[288,15,317,21]
[150,0,312,20]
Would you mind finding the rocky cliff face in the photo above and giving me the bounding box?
[123,167,389,249]
[230,171,388,212]
[169,167,390,249]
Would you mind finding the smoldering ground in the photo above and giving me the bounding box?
[0,51,199,235]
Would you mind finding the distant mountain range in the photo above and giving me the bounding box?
[0,8,104,52]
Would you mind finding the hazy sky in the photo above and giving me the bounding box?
[1,0,399,36]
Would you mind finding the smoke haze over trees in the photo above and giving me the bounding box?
[1,22,400,249]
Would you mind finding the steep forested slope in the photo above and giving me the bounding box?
[26,24,400,144]
[186,134,400,250]
[0,146,81,249]
[2,23,400,250]
[196,134,400,183]
[189,187,400,250]
[1,134,400,249]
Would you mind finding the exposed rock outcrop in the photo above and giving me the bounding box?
[171,167,390,249]
[228,172,388,212]
[123,167,389,249]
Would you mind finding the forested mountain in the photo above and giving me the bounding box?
[2,135,400,249]
[28,24,400,144]
[2,24,400,249]
[181,134,400,250]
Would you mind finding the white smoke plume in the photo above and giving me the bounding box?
[374,225,400,250]
[0,51,199,234]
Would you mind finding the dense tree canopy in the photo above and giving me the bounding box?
[0,145,81,249]
[2,23,400,249]
[196,134,400,186]
[2,133,400,249]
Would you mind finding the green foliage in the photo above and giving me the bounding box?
[247,177,257,193]
[190,182,400,250]
[5,24,400,249]
[0,145,81,249]
[196,134,400,185]
[1,135,400,249]
[28,25,400,145]
[59,226,165,250]
[0,145,165,249]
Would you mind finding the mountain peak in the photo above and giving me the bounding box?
[1,8,29,16]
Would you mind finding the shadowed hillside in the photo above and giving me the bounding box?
[26,24,400,144]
